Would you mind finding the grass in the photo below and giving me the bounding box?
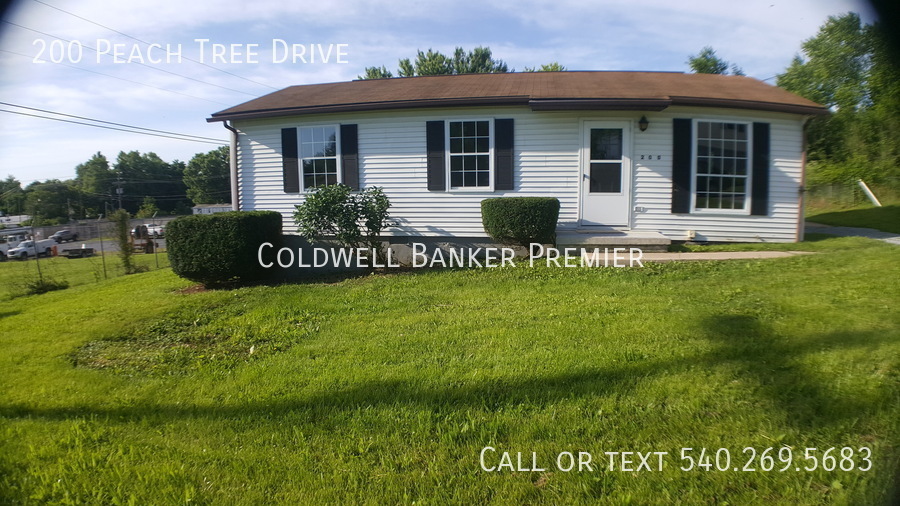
[0,251,169,301]
[0,236,898,504]
[807,205,900,235]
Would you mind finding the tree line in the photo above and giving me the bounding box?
[359,47,565,79]
[777,13,898,188]
[0,146,229,225]
[691,14,900,189]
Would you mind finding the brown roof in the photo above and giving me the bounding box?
[208,71,826,122]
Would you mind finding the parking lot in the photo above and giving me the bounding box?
[2,237,166,260]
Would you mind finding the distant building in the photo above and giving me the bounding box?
[191,204,232,215]
[0,215,31,225]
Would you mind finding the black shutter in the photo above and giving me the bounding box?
[751,122,770,216]
[426,120,445,191]
[494,119,514,191]
[671,118,692,213]
[281,127,300,193]
[340,124,359,190]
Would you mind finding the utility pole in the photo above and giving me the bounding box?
[114,175,124,210]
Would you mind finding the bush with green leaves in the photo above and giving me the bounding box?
[167,211,282,286]
[24,277,68,296]
[293,184,391,253]
[481,197,560,246]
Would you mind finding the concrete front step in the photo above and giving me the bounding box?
[557,230,671,252]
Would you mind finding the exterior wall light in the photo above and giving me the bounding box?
[638,115,649,132]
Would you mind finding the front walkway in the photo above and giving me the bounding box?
[640,251,813,263]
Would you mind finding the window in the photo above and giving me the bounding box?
[448,120,491,189]
[299,126,339,190]
[694,121,750,211]
[588,128,624,193]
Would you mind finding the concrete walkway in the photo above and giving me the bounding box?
[805,222,900,245]
[640,251,814,263]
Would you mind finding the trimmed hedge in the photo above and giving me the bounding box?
[481,197,560,246]
[167,211,282,286]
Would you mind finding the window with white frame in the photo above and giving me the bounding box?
[695,121,750,211]
[300,125,339,190]
[448,120,491,188]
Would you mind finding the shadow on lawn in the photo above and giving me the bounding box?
[1,315,893,431]
[0,310,20,319]
[699,314,893,429]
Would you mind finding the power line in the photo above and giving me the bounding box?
[1,20,258,97]
[31,0,280,91]
[0,102,225,142]
[0,109,227,145]
[0,49,230,106]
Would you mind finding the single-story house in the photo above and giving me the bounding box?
[208,72,826,246]
[191,204,233,215]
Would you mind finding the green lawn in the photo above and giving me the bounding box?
[1,237,898,504]
[0,251,169,301]
[807,205,900,235]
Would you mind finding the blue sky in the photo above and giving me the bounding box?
[0,0,876,186]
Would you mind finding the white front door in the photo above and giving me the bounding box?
[580,121,631,227]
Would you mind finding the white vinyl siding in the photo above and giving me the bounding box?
[631,107,804,242]
[234,105,805,243]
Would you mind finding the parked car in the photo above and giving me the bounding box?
[50,229,78,243]
[6,239,56,259]
[2,233,27,244]
[146,223,165,238]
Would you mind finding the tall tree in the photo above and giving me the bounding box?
[687,46,744,75]
[24,180,79,224]
[74,152,114,217]
[114,151,188,214]
[398,58,415,78]
[451,47,509,74]
[360,46,510,79]
[524,62,567,72]
[778,13,870,112]
[183,146,231,205]
[409,49,453,76]
[777,12,899,185]
[135,196,160,218]
[358,65,393,80]
[0,175,25,216]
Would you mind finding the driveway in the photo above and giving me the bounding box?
[805,222,900,245]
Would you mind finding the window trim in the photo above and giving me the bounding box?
[298,123,342,192]
[444,118,495,192]
[690,118,753,215]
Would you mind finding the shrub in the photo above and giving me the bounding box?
[167,211,282,286]
[481,197,560,246]
[24,277,69,296]
[293,184,391,255]
[111,209,137,274]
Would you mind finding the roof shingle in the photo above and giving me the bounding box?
[208,71,826,122]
